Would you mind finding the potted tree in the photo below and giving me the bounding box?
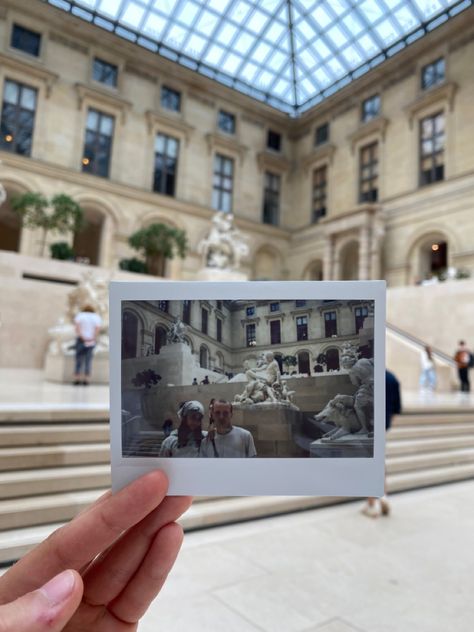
[11,192,84,257]
[127,222,187,276]
[282,354,297,375]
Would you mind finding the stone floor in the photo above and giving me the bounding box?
[142,480,474,632]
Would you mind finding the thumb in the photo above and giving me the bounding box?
[0,570,83,632]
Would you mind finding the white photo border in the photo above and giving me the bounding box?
[110,280,386,497]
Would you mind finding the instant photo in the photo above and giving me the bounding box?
[110,281,386,496]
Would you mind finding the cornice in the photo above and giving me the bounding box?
[301,143,337,173]
[256,150,292,173]
[206,133,248,163]
[347,116,390,153]
[0,51,59,97]
[74,83,132,122]
[404,81,458,128]
[145,110,195,143]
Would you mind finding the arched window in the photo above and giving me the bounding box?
[122,311,139,359]
[154,326,167,354]
[326,348,340,371]
[73,207,104,266]
[199,345,209,369]
[298,351,310,375]
[215,351,224,372]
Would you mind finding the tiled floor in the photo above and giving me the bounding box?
[142,480,474,632]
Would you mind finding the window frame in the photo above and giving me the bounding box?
[361,94,381,123]
[92,57,119,88]
[419,111,445,187]
[218,109,236,134]
[312,165,327,222]
[246,323,256,347]
[324,311,338,337]
[153,132,179,196]
[315,122,329,146]
[296,315,308,341]
[270,319,281,345]
[212,153,234,213]
[81,107,115,178]
[10,23,41,57]
[262,171,280,226]
[201,307,208,335]
[421,58,445,91]
[160,85,181,113]
[267,129,282,152]
[0,78,38,157]
[359,141,379,203]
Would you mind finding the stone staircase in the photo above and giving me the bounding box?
[1,407,474,564]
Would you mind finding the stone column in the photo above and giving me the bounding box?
[323,236,333,280]
[358,225,370,280]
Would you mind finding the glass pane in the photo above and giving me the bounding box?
[168,137,179,158]
[20,87,37,110]
[3,81,19,105]
[87,109,99,131]
[223,158,233,176]
[99,114,114,136]
[155,133,165,154]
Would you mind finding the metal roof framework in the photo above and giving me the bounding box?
[42,0,473,116]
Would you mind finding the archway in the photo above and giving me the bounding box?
[326,348,340,371]
[154,326,167,355]
[340,241,359,280]
[199,345,209,369]
[297,351,310,375]
[215,351,224,372]
[0,197,22,252]
[73,207,104,266]
[122,310,139,359]
[418,237,448,281]
[304,259,323,280]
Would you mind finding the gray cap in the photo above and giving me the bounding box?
[177,400,204,420]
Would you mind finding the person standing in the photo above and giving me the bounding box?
[159,400,206,457]
[454,340,472,392]
[200,399,257,458]
[73,304,102,385]
[419,345,436,391]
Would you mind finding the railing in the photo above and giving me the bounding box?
[386,322,456,367]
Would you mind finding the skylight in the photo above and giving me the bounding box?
[43,0,472,115]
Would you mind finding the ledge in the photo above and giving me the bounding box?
[74,83,132,122]
[145,110,195,143]
[0,52,59,97]
[404,81,458,128]
[347,116,389,153]
[301,143,337,173]
[256,150,292,173]
[206,133,248,163]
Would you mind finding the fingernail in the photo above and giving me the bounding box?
[40,570,75,606]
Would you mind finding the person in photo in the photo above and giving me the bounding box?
[200,399,257,458]
[159,400,206,457]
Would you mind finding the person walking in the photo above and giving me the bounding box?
[73,304,102,385]
[454,340,472,392]
[419,345,436,391]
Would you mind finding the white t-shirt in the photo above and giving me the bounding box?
[75,311,102,344]
[200,425,257,458]
[159,429,207,458]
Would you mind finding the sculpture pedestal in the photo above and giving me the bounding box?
[45,351,109,384]
[310,434,373,458]
[196,268,248,281]
[232,403,304,457]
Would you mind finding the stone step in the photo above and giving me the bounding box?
[0,408,109,423]
[387,435,474,456]
[389,422,474,440]
[387,462,474,493]
[393,413,474,426]
[0,465,111,499]
[0,424,109,447]
[0,489,106,532]
[387,448,474,474]
[0,444,110,471]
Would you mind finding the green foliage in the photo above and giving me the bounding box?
[128,223,187,260]
[132,369,162,389]
[316,353,327,365]
[50,241,75,260]
[119,257,148,274]
[282,354,297,368]
[11,192,84,256]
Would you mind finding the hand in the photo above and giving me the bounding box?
[0,471,192,631]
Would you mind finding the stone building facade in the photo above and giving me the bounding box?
[122,299,373,379]
[0,0,473,286]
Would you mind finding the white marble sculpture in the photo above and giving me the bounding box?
[198,211,249,271]
[167,317,187,344]
[234,351,295,406]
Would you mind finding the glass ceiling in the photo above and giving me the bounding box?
[44,0,472,115]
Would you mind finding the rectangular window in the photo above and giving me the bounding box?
[216,300,222,310]
[420,112,444,186]
[359,142,378,203]
[82,108,114,178]
[262,172,280,226]
[270,320,281,345]
[182,300,191,324]
[158,301,168,312]
[324,311,337,337]
[153,133,179,196]
[161,86,181,112]
[355,306,368,333]
[295,300,306,307]
[246,306,255,317]
[0,79,37,156]
[296,316,308,341]
[212,154,233,213]
[93,58,118,87]
[201,308,208,335]
[361,94,380,122]
[312,166,327,222]
[267,129,281,151]
[270,302,280,312]
[218,110,235,134]
[246,323,256,346]
[421,58,445,90]
[315,122,329,146]
[216,317,222,343]
[11,24,41,57]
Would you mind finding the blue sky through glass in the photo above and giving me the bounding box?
[45,0,472,114]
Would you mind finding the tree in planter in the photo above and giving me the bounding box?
[50,241,75,261]
[128,223,187,277]
[11,193,84,257]
[282,354,297,374]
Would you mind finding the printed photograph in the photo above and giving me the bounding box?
[121,298,375,459]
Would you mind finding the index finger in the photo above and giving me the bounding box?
[0,470,168,603]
